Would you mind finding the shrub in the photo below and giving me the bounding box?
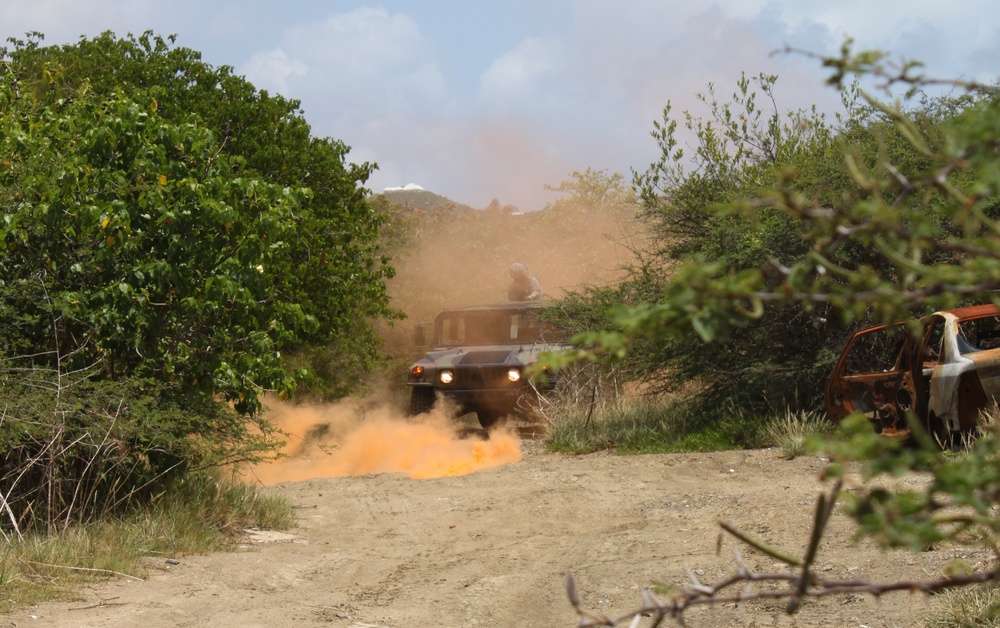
[0,470,292,612]
[0,364,279,536]
[765,408,834,459]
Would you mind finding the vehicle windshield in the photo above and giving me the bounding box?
[433,309,565,347]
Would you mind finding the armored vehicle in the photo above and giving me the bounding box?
[406,301,570,428]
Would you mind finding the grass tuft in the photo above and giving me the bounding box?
[0,472,293,612]
[542,391,773,455]
[765,408,834,460]
[924,582,1000,627]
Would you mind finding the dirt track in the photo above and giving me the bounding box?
[9,439,981,627]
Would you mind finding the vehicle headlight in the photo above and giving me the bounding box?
[507,368,521,382]
[411,365,425,377]
[439,370,454,384]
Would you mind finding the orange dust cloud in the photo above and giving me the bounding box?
[247,398,521,484]
[375,175,647,363]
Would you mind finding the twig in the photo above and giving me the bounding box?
[570,564,1000,627]
[583,379,598,429]
[69,596,124,610]
[303,603,348,612]
[788,479,842,613]
[19,560,145,581]
[566,478,1000,626]
[717,521,801,567]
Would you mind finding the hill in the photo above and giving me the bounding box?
[381,184,476,212]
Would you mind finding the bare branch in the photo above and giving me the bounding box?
[567,477,1000,625]
[19,560,145,582]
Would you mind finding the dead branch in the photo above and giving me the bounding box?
[567,478,1000,625]
[19,560,145,582]
[69,597,126,611]
[569,565,1000,627]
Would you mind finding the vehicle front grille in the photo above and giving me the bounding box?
[458,365,510,387]
[459,350,511,365]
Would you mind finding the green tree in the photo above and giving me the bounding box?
[591,68,999,350]
[0,31,399,409]
[551,70,987,418]
[0,31,398,531]
[563,44,1000,624]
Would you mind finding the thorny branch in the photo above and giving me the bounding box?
[775,43,998,96]
[568,565,1000,627]
[566,479,1000,626]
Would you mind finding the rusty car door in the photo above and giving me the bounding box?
[825,321,925,436]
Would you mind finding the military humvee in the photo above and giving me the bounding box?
[406,301,570,428]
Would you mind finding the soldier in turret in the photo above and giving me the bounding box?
[508,262,543,301]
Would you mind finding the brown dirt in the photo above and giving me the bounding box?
[7,437,982,628]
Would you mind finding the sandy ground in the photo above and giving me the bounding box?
[6,437,985,628]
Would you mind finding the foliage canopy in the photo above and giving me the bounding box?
[0,31,397,531]
[546,57,1000,418]
[0,31,398,411]
[562,42,1000,624]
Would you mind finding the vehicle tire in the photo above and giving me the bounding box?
[409,387,436,416]
[477,410,508,430]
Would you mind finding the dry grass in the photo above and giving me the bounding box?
[764,408,833,460]
[0,472,293,612]
[533,366,772,454]
[925,582,1000,627]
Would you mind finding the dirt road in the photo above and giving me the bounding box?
[10,439,976,627]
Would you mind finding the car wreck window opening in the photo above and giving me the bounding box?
[958,315,1000,353]
[843,323,908,376]
[957,333,981,355]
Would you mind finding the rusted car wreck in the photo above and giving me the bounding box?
[825,304,1000,443]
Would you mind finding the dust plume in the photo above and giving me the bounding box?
[379,175,646,357]
[247,397,521,484]
[252,173,641,485]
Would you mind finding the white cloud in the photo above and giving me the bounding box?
[242,48,307,96]
[2,1,998,211]
[245,7,446,104]
[238,5,451,173]
[477,37,557,106]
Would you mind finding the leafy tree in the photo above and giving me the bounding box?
[563,43,1000,624]
[549,70,989,418]
[0,31,399,409]
[0,31,398,530]
[596,57,999,350]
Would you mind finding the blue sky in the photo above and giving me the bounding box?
[2,1,997,210]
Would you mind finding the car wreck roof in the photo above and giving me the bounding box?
[944,303,1000,321]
